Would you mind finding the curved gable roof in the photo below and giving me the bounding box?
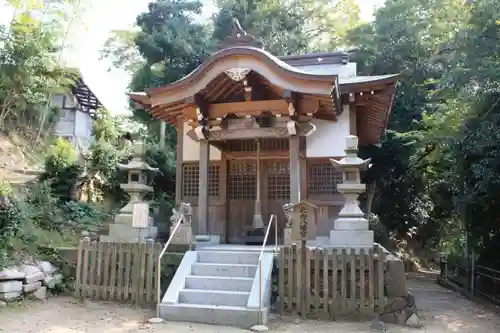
[145,46,338,107]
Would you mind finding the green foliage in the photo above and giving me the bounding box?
[41,137,81,200]
[92,108,121,143]
[0,4,78,135]
[0,195,33,268]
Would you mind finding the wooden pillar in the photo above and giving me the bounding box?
[220,152,228,242]
[175,119,183,204]
[198,140,209,235]
[290,135,301,203]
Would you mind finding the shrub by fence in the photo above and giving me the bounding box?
[278,245,386,319]
[74,238,182,307]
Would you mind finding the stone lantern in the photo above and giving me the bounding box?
[328,135,373,249]
[100,141,159,242]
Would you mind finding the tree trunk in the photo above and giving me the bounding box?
[366,181,376,216]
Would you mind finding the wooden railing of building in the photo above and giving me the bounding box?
[278,245,386,319]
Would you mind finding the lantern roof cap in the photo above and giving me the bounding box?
[117,161,159,172]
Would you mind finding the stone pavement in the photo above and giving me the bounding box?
[0,271,499,332]
[405,271,500,332]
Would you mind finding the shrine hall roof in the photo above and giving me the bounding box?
[127,19,399,145]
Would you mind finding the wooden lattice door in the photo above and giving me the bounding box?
[262,160,290,243]
[227,160,257,244]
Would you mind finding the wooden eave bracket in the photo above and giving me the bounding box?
[330,77,342,115]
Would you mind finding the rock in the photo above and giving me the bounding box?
[407,291,417,310]
[43,273,63,289]
[22,265,45,284]
[0,280,23,293]
[386,259,408,297]
[370,318,387,332]
[0,267,25,280]
[28,286,47,301]
[148,317,164,324]
[36,261,57,276]
[383,297,408,313]
[250,325,269,332]
[405,313,423,328]
[23,281,42,293]
[0,300,6,307]
[393,310,408,325]
[0,291,22,301]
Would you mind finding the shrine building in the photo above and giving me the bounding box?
[129,22,398,245]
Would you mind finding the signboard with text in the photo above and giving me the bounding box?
[132,203,149,229]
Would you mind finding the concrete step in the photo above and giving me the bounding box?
[185,275,253,291]
[179,289,250,307]
[191,263,257,278]
[159,303,267,328]
[197,245,276,253]
[197,251,260,265]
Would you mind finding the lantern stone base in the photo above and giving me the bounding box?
[100,224,158,242]
[329,230,373,248]
[334,218,369,230]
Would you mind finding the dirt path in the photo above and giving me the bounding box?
[1,273,499,333]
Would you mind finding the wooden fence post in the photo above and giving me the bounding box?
[74,239,84,298]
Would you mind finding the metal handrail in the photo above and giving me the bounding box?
[257,214,278,324]
[156,214,185,317]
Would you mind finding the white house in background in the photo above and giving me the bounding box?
[51,75,103,151]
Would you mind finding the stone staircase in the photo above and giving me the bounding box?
[159,248,274,328]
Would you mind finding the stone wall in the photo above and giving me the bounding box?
[0,261,63,306]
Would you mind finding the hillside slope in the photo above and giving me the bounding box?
[0,132,45,187]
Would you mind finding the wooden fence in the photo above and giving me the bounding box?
[278,245,386,319]
[74,239,181,307]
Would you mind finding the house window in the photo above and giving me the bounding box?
[61,109,75,121]
[307,161,342,194]
[182,163,220,198]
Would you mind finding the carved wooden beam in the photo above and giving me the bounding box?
[187,94,209,140]
[283,90,298,119]
[186,119,316,141]
[297,98,320,117]
[207,99,288,118]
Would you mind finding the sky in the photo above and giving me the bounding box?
[1,0,385,115]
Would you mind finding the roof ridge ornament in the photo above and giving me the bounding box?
[224,68,251,81]
[218,17,263,50]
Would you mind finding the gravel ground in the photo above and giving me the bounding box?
[1,272,499,333]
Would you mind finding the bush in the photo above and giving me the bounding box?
[0,190,34,268]
[41,137,82,200]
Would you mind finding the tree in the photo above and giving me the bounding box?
[100,28,145,74]
[346,0,469,253]
[0,8,76,130]
[129,0,210,129]
[212,0,312,55]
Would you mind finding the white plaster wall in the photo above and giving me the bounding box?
[74,110,94,149]
[306,107,350,157]
[182,122,221,161]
